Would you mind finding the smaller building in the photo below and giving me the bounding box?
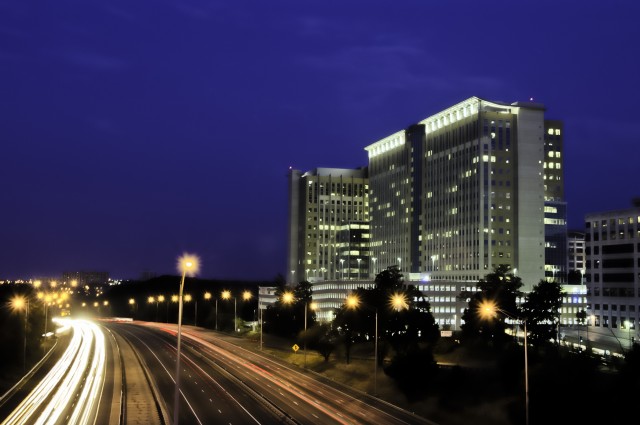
[585,203,640,349]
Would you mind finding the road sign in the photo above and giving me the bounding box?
[292,344,299,352]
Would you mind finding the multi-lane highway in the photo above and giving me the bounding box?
[1,319,106,425]
[107,321,437,425]
[1,318,438,425]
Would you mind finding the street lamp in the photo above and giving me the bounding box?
[11,296,29,373]
[345,292,409,396]
[173,253,200,425]
[479,300,528,425]
[171,295,179,322]
[282,291,316,368]
[148,296,159,322]
[346,294,377,395]
[356,258,362,280]
[202,292,212,327]
[340,259,345,280]
[222,290,252,332]
[397,257,402,270]
[184,294,193,325]
[221,290,234,331]
[158,295,165,322]
[37,292,52,336]
[304,300,318,367]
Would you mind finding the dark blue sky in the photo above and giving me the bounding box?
[1,0,639,281]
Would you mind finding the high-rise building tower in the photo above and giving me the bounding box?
[287,167,370,283]
[543,120,568,283]
[365,96,560,291]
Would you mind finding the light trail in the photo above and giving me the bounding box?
[1,319,107,425]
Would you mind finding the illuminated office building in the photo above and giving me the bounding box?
[543,120,568,284]
[286,97,567,329]
[287,167,370,283]
[365,96,563,291]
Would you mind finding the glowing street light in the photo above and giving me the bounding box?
[479,300,528,425]
[340,259,345,280]
[202,292,212,327]
[356,258,362,280]
[282,291,316,367]
[173,253,200,425]
[346,292,409,396]
[222,290,252,332]
[11,296,29,373]
[37,292,53,336]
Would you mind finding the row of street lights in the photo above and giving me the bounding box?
[129,289,253,329]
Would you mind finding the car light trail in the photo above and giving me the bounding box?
[1,319,106,425]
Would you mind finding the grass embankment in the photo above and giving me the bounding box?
[234,331,514,425]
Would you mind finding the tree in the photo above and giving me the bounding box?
[576,309,587,350]
[333,266,439,365]
[521,280,563,346]
[460,264,523,345]
[263,281,314,338]
[305,324,338,362]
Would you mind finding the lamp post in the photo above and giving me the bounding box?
[148,296,159,322]
[203,292,212,327]
[346,294,378,395]
[345,292,409,396]
[282,291,316,368]
[625,320,633,349]
[184,295,193,325]
[340,259,345,280]
[37,292,52,335]
[397,257,401,270]
[129,298,135,317]
[480,301,528,425]
[171,295,179,322]
[356,258,361,280]
[222,290,235,331]
[222,290,252,332]
[158,295,165,322]
[259,305,263,350]
[11,296,29,373]
[173,253,200,425]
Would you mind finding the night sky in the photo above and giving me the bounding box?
[1,1,639,281]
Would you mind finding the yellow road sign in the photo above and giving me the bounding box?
[292,344,299,352]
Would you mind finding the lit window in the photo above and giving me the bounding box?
[548,128,554,135]
[555,129,561,135]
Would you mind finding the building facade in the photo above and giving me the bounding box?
[585,205,640,349]
[568,230,586,281]
[286,97,570,331]
[365,96,555,291]
[287,167,370,283]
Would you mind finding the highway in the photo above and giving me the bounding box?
[1,319,437,425]
[107,321,437,425]
[1,319,106,425]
